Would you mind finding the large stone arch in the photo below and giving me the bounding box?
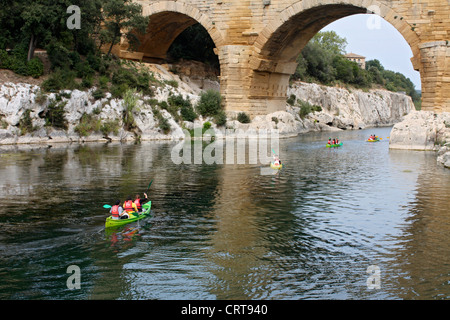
[119,0,449,115]
[253,0,420,70]
[240,0,423,115]
[115,1,226,63]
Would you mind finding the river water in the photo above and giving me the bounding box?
[0,126,449,300]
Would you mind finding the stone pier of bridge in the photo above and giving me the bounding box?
[111,0,450,116]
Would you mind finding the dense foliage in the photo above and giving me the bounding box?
[0,0,149,81]
[292,31,420,104]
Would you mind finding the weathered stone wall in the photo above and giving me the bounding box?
[119,1,449,116]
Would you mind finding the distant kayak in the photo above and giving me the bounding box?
[326,142,343,148]
[270,162,283,170]
[105,201,151,228]
[367,138,380,142]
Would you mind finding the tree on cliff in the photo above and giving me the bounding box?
[100,0,149,56]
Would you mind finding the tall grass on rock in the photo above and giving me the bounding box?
[122,88,140,131]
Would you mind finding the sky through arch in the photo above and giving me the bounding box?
[322,14,421,90]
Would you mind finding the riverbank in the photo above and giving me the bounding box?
[0,62,414,145]
[389,110,450,168]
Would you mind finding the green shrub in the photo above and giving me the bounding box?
[34,90,47,105]
[168,94,191,109]
[0,49,12,69]
[43,100,68,130]
[203,121,211,130]
[92,89,105,100]
[81,76,94,89]
[158,116,171,134]
[237,112,251,123]
[167,94,196,122]
[112,67,138,88]
[164,79,178,88]
[74,113,101,137]
[41,76,62,92]
[98,75,110,89]
[181,105,197,122]
[122,88,139,130]
[159,101,169,110]
[152,106,171,134]
[298,100,322,119]
[46,42,72,70]
[110,83,129,99]
[196,90,222,117]
[74,61,95,79]
[214,110,227,126]
[41,69,78,92]
[287,94,296,106]
[19,109,35,135]
[68,51,81,66]
[0,48,43,78]
[87,53,101,71]
[11,58,28,76]
[27,58,44,78]
[101,119,120,136]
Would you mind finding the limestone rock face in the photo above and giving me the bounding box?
[288,82,413,130]
[1,68,415,145]
[389,111,450,151]
[437,146,450,168]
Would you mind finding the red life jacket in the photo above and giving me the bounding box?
[134,199,141,210]
[111,205,120,218]
[124,200,134,212]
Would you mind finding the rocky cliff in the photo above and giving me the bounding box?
[389,110,450,168]
[287,81,413,130]
[0,64,414,145]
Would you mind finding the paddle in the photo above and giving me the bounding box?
[145,179,154,195]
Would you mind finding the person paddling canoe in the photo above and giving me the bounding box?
[110,200,127,220]
[272,154,281,166]
[123,196,138,216]
[134,193,149,212]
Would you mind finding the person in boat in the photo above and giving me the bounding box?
[332,139,336,145]
[110,200,125,220]
[335,138,339,144]
[327,138,332,145]
[134,193,149,212]
[123,196,138,217]
[272,154,281,166]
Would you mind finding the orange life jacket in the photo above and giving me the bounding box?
[134,199,141,210]
[123,200,134,212]
[111,205,120,218]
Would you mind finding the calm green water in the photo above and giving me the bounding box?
[0,126,449,300]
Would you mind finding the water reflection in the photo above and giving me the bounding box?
[0,127,449,299]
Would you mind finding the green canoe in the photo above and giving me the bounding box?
[105,201,151,228]
[326,142,343,148]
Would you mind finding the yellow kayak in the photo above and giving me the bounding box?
[270,162,283,170]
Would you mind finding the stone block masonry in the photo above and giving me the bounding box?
[121,0,450,116]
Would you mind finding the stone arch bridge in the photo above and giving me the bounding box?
[113,0,449,116]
